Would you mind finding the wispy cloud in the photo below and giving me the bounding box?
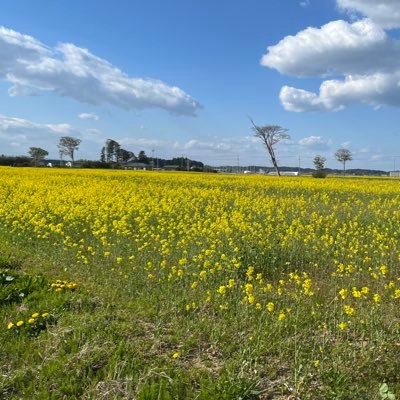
[78,112,99,121]
[0,113,77,154]
[298,136,331,150]
[0,26,201,116]
[299,0,311,8]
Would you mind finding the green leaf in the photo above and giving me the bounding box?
[380,383,389,394]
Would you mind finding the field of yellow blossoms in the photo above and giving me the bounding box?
[0,167,399,399]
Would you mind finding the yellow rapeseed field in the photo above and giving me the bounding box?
[1,168,399,325]
[1,167,399,398]
[0,169,400,319]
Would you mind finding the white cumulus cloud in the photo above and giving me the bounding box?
[261,19,398,77]
[337,0,400,29]
[0,26,201,116]
[262,18,400,112]
[280,70,400,112]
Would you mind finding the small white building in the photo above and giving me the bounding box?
[268,171,299,176]
[389,171,400,177]
[124,162,148,170]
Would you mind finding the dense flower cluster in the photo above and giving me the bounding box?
[0,168,399,334]
[7,312,52,336]
[50,280,78,291]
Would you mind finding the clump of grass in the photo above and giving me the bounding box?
[0,269,47,305]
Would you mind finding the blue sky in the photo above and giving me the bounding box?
[1,0,400,170]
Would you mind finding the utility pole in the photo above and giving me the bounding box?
[187,158,190,171]
[237,155,240,174]
[298,156,301,175]
[151,149,154,171]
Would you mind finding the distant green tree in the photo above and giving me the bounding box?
[138,150,149,164]
[335,148,352,175]
[119,149,135,163]
[104,139,134,163]
[58,136,81,165]
[312,155,327,178]
[28,147,48,166]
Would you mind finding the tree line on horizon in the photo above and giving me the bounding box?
[1,136,206,171]
[0,123,376,175]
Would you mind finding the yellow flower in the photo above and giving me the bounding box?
[338,322,346,331]
[244,283,253,294]
[67,283,77,289]
[191,281,198,289]
[278,312,286,321]
[172,352,180,359]
[31,313,39,318]
[7,322,14,329]
[265,283,273,292]
[379,265,388,275]
[343,305,355,316]
[42,313,49,318]
[339,289,347,299]
[361,287,370,295]
[28,318,35,324]
[246,266,254,279]
[266,302,275,312]
[373,293,381,303]
[218,285,227,295]
[16,320,24,327]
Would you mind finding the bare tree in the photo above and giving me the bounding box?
[250,118,290,176]
[335,148,352,175]
[58,136,81,165]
